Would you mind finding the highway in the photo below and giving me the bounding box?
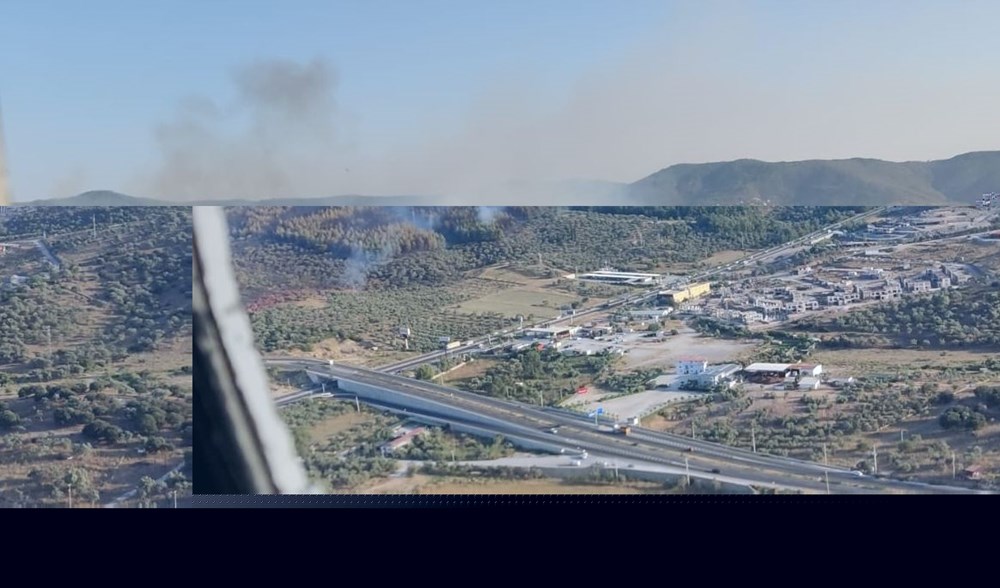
[268,357,984,494]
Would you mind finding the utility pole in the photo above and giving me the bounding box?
[92,214,97,238]
[952,452,956,479]
[685,457,690,486]
[691,420,696,439]
[751,424,757,453]
[823,444,828,465]
[825,471,830,495]
[872,445,878,475]
[173,490,178,509]
[68,485,73,509]
[355,396,361,412]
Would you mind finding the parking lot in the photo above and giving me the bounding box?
[567,389,701,421]
[614,328,755,370]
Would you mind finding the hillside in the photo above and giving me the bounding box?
[791,288,1000,349]
[227,206,868,353]
[227,206,866,297]
[18,191,173,206]
[0,207,192,508]
[627,151,1000,206]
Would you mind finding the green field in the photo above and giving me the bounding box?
[451,288,583,318]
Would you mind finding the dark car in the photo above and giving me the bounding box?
[710,468,721,474]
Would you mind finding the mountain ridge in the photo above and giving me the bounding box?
[14,150,999,206]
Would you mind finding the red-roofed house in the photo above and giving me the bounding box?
[380,427,426,454]
[964,466,984,480]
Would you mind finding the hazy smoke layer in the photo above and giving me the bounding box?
[146,58,342,201]
[136,0,1000,204]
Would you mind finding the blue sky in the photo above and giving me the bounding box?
[1,0,998,201]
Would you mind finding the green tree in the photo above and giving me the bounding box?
[0,409,20,428]
[415,365,437,381]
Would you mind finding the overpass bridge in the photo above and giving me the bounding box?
[272,358,986,495]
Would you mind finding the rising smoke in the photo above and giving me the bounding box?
[334,205,503,290]
[145,58,344,201]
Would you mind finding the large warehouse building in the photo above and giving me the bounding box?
[571,270,663,285]
[742,362,793,383]
[524,326,579,340]
[659,282,711,305]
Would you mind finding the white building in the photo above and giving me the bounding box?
[903,278,931,293]
[785,376,821,390]
[573,270,662,285]
[677,357,708,375]
[693,364,742,390]
[789,363,823,377]
[629,308,673,321]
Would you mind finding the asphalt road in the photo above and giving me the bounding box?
[269,357,985,494]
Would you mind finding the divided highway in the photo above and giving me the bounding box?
[268,357,982,494]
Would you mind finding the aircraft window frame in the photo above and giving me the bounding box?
[193,206,312,494]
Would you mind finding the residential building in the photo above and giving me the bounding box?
[964,466,984,480]
[629,308,673,321]
[692,364,742,390]
[677,357,708,375]
[379,427,426,454]
[903,278,931,293]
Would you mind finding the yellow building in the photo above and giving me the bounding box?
[660,281,711,305]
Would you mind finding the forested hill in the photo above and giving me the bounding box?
[794,288,1000,349]
[226,206,868,298]
[626,151,1000,206]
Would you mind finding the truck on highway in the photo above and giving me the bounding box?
[612,424,631,435]
[444,341,462,350]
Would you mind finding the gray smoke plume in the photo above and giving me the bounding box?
[331,205,510,290]
[340,245,372,291]
[476,206,503,224]
[338,238,399,291]
[145,58,341,201]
